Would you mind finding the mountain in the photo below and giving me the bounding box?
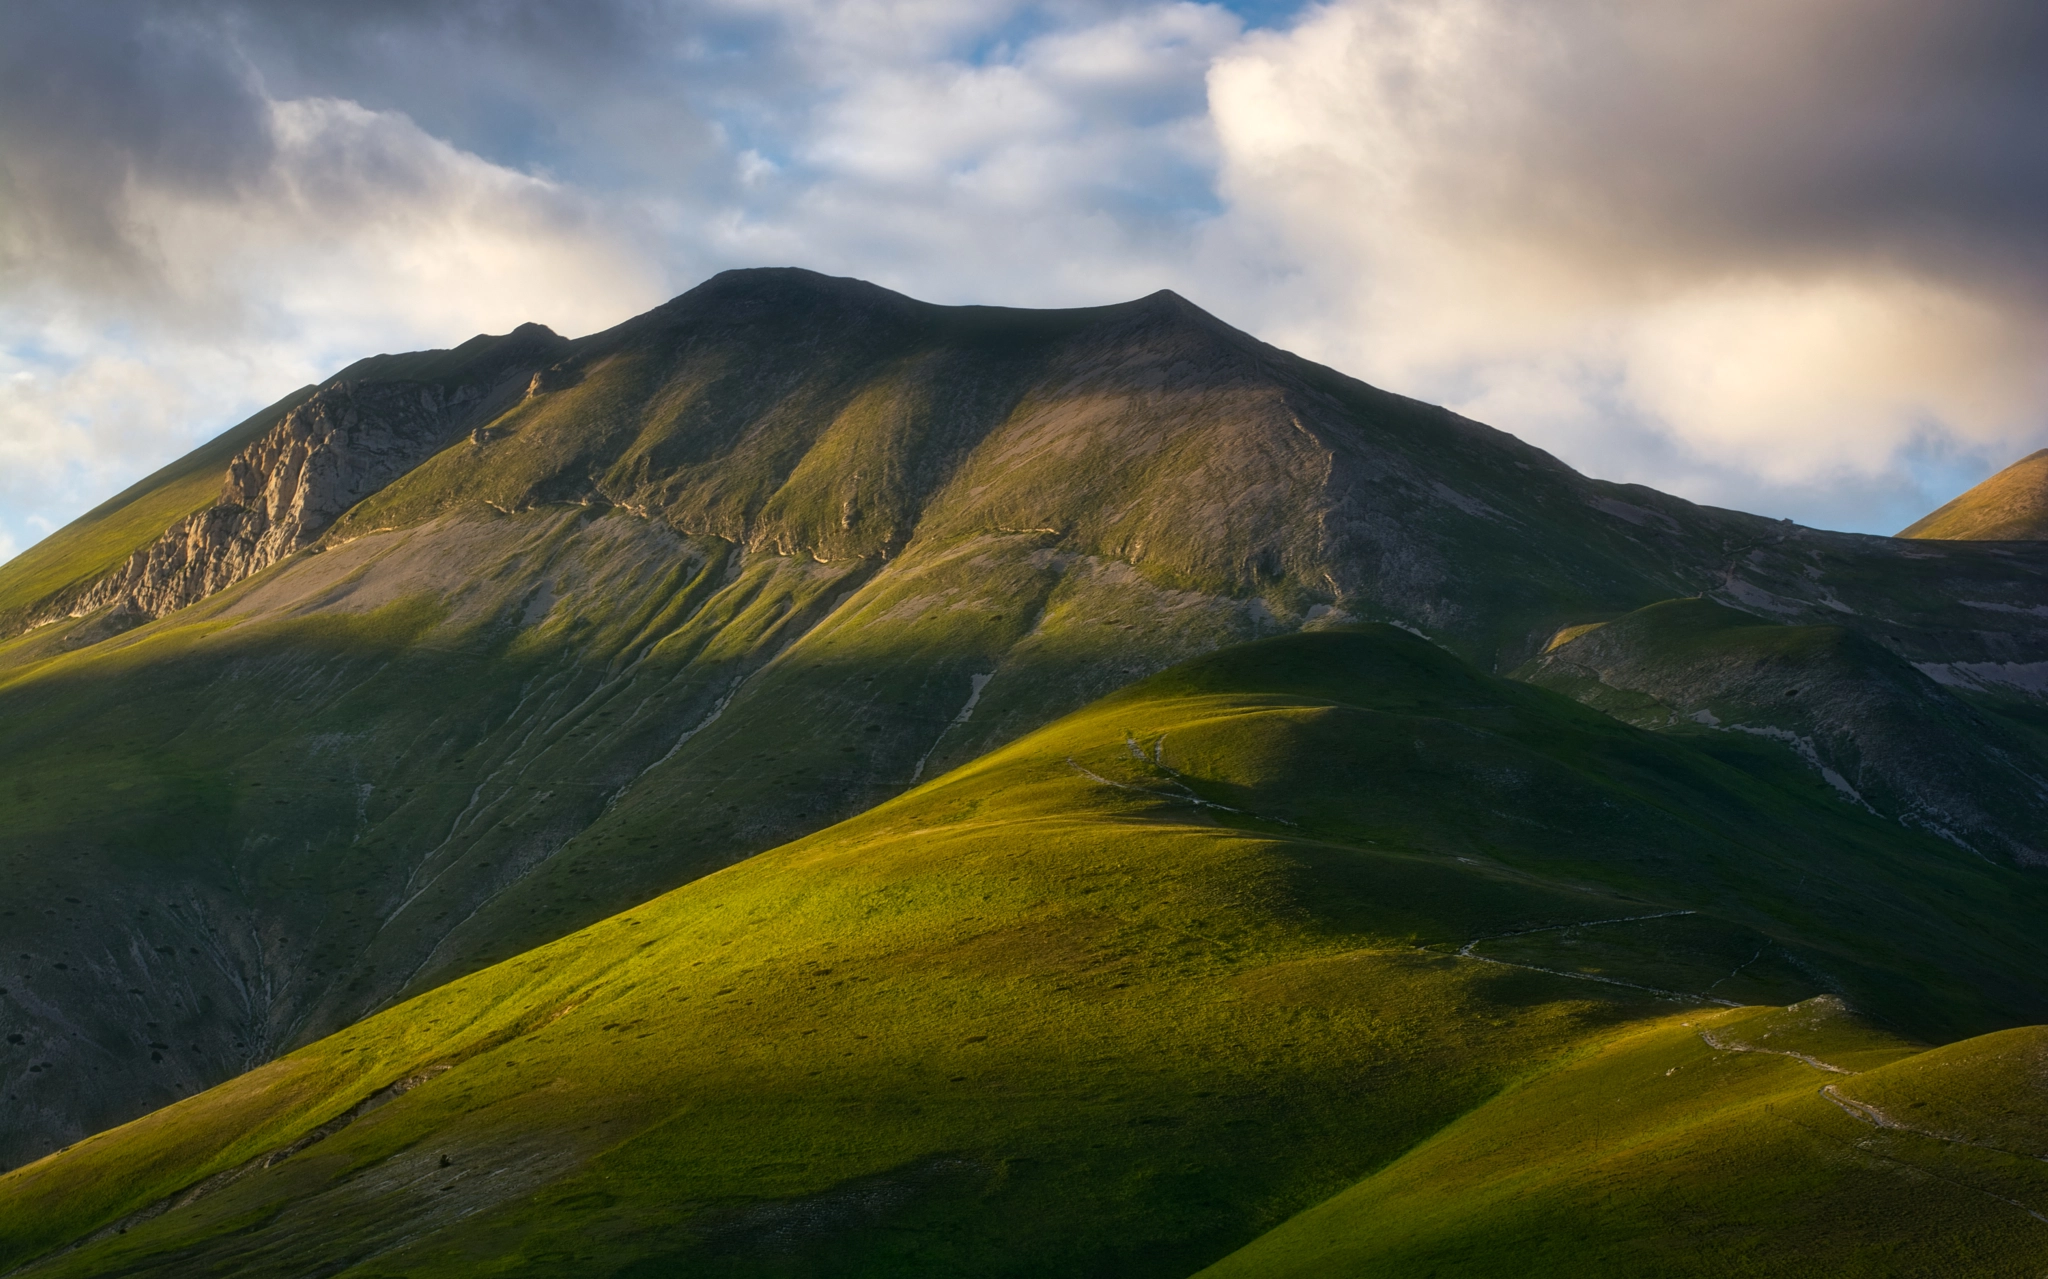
[2,629,2044,1276]
[1899,448,2048,540]
[1,270,2045,1273]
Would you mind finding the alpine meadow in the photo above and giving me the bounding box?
[2,268,2047,1278]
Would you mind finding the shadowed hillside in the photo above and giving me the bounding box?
[1,630,2043,1277]
[1518,598,2048,866]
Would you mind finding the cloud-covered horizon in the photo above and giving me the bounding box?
[4,0,2044,560]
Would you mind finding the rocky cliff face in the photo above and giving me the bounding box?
[45,324,566,628]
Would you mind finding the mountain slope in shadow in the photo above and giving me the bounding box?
[2,630,2043,1276]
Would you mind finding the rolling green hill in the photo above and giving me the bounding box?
[1,629,2042,1276]
[1200,1004,2048,1278]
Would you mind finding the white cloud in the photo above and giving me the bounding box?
[139,96,666,352]
[6,0,2048,566]
[0,91,668,564]
[1201,0,2048,528]
[703,1,1237,307]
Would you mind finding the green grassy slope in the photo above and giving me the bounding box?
[1900,449,2048,540]
[1200,1004,2048,1278]
[0,507,896,1167]
[0,503,1292,1169]
[0,387,314,632]
[2,629,2041,1276]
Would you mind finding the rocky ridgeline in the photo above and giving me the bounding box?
[43,328,564,630]
[1524,600,2048,867]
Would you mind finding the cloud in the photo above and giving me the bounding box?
[4,0,2048,563]
[720,1,1239,305]
[0,5,671,566]
[0,1,271,299]
[1203,0,2048,528]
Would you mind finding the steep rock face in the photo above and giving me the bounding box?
[1899,448,2048,540]
[39,324,566,628]
[0,388,317,638]
[1520,599,2048,866]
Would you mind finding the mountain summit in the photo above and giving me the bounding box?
[1899,448,2048,540]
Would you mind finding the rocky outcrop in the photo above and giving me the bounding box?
[1521,598,2048,866]
[54,327,564,626]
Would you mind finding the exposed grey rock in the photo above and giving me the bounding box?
[1521,599,2048,867]
[48,329,562,626]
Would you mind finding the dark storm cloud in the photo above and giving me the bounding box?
[0,0,796,307]
[0,1,273,289]
[1401,0,2048,294]
[207,0,742,185]
[1206,0,2048,532]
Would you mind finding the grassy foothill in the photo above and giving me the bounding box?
[2,629,2043,1276]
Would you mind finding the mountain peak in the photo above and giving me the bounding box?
[676,265,924,310]
[654,270,1217,330]
[1899,447,2048,540]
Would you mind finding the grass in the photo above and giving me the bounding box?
[1200,1007,2048,1278]
[1898,448,2048,540]
[2,627,2044,1276]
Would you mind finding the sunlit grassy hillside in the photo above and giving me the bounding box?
[1900,448,2048,540]
[1202,1005,2048,1277]
[3,628,2041,1277]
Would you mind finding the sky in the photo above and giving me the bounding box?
[3,0,2046,563]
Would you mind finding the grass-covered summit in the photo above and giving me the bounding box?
[1900,447,2048,540]
[1,628,2043,1276]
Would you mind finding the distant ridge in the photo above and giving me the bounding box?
[1899,448,2048,540]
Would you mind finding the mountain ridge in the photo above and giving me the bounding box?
[13,268,2048,672]
[2,267,2047,1184]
